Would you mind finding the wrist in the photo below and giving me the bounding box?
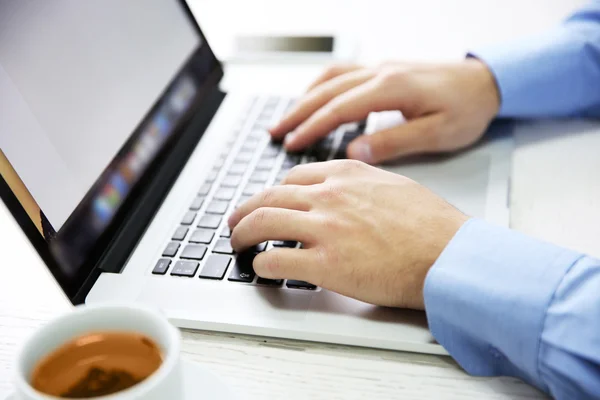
[413,213,470,310]
[464,58,501,119]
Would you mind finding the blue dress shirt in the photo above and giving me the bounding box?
[424,2,600,399]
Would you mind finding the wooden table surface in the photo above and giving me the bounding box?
[1,0,597,398]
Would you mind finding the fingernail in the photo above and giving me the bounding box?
[350,141,373,163]
[268,123,280,133]
[284,132,296,147]
[227,213,238,228]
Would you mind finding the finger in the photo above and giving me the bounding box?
[230,208,316,251]
[281,162,338,186]
[270,68,374,139]
[347,114,446,164]
[282,159,369,186]
[283,78,394,151]
[306,63,364,92]
[228,185,312,228]
[253,247,321,284]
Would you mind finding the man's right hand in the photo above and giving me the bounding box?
[269,59,501,164]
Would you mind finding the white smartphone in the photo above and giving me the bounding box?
[227,34,356,62]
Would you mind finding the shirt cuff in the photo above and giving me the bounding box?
[470,23,600,118]
[424,218,582,388]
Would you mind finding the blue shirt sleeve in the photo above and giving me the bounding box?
[424,219,600,399]
[471,1,600,118]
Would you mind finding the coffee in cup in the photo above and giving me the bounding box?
[31,331,162,398]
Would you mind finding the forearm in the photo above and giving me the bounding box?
[424,219,600,399]
[472,2,600,118]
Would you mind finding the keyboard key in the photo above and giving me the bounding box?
[343,128,363,142]
[265,97,280,107]
[189,196,205,211]
[206,200,229,215]
[235,152,253,163]
[334,147,347,160]
[220,226,231,238]
[357,119,367,131]
[189,229,215,244]
[256,158,276,171]
[214,187,236,201]
[228,163,247,175]
[199,255,232,280]
[282,154,301,168]
[243,183,264,196]
[221,174,243,188]
[248,129,267,139]
[311,142,332,161]
[212,157,226,170]
[240,141,258,153]
[245,136,261,146]
[206,169,219,183]
[170,260,199,277]
[262,144,280,158]
[152,259,171,275]
[228,254,256,282]
[286,280,317,290]
[272,240,297,248]
[172,226,189,241]
[251,242,267,253]
[305,155,317,164]
[249,170,270,183]
[257,277,283,286]
[198,215,222,229]
[181,211,197,226]
[213,239,234,254]
[276,170,288,182]
[180,244,208,260]
[198,182,212,196]
[162,242,180,257]
[253,120,270,130]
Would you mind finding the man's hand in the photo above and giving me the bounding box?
[270,60,500,164]
[228,160,468,310]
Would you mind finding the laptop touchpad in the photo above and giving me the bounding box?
[382,152,490,218]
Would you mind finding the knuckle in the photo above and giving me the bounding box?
[259,187,277,206]
[249,208,268,231]
[376,67,408,87]
[313,182,345,204]
[318,212,347,236]
[337,159,366,174]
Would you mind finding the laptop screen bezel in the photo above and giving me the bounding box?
[0,0,224,303]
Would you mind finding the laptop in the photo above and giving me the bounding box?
[0,0,511,355]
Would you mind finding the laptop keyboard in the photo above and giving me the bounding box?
[152,96,366,290]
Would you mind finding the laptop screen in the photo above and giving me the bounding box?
[0,0,221,297]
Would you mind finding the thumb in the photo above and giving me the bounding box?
[347,114,444,164]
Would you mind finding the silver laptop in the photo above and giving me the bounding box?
[0,0,511,355]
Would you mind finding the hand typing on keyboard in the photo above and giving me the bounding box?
[269,60,500,165]
[228,160,468,310]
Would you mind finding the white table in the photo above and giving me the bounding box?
[1,1,598,398]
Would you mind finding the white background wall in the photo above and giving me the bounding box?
[192,0,587,63]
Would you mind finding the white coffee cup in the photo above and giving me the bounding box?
[13,305,182,400]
